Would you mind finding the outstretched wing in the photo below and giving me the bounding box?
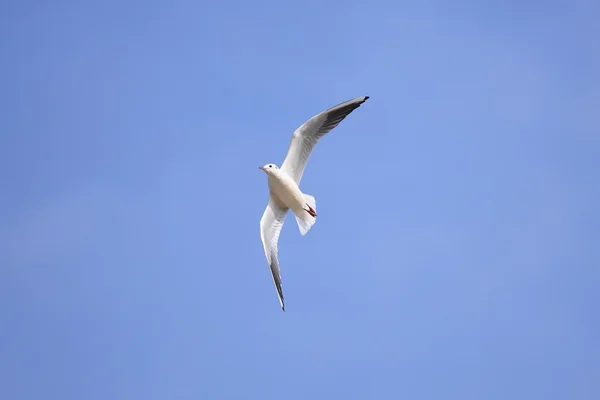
[259,196,289,311]
[280,96,369,184]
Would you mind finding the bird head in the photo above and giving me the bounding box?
[259,164,279,174]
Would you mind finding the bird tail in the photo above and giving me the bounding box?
[295,194,317,236]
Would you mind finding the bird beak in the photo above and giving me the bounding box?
[259,166,266,172]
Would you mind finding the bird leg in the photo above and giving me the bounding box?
[305,204,317,218]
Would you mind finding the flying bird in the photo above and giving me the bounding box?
[258,96,370,311]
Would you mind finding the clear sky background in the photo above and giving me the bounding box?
[1,1,599,399]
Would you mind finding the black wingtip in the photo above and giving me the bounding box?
[364,95,369,101]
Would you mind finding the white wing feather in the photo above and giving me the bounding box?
[259,197,289,311]
[280,96,369,184]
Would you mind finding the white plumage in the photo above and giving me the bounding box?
[258,96,369,311]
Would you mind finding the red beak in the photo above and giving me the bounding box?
[259,166,266,171]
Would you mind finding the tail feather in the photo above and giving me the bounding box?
[295,194,317,236]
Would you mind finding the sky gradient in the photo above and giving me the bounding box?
[1,1,599,399]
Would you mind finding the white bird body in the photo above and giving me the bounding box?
[266,168,313,221]
[260,164,317,237]
[266,169,305,215]
[258,96,369,311]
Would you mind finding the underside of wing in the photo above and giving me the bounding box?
[259,197,289,311]
[281,96,369,183]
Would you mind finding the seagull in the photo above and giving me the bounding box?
[258,96,369,311]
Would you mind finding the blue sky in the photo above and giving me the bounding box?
[1,1,599,399]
